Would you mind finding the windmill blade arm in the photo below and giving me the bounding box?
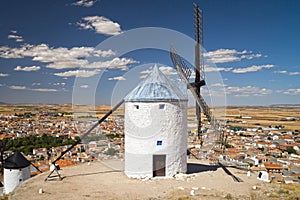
[170,46,220,131]
[188,85,212,122]
[170,46,193,80]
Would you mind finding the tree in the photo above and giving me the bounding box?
[258,147,264,152]
[104,148,118,156]
[1,135,76,161]
[286,148,297,155]
[225,143,234,148]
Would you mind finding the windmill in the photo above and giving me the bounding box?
[170,4,223,150]
[45,4,224,181]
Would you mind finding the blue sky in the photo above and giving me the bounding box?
[0,0,299,106]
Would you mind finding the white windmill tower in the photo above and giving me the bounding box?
[3,151,31,194]
[124,65,188,178]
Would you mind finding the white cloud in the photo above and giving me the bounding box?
[83,57,138,70]
[226,85,272,96]
[205,49,262,63]
[93,49,116,57]
[0,43,136,71]
[108,76,126,81]
[31,88,58,92]
[289,72,300,75]
[275,70,288,74]
[80,84,89,88]
[9,85,58,92]
[32,82,41,86]
[0,43,115,61]
[53,82,66,86]
[14,65,40,71]
[8,32,24,42]
[0,43,118,70]
[77,16,122,35]
[54,69,100,78]
[277,88,300,95]
[139,74,148,79]
[29,45,96,62]
[140,66,177,77]
[232,64,274,73]
[46,60,89,69]
[158,66,177,75]
[9,85,27,90]
[275,70,300,75]
[72,0,96,7]
[0,46,23,58]
[0,73,9,77]
[205,66,232,72]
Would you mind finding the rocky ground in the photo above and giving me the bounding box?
[7,159,281,200]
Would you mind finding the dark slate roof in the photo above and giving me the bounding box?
[125,65,187,102]
[3,151,31,169]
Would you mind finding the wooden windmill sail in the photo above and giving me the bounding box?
[170,4,223,148]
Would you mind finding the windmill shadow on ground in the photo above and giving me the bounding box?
[187,162,243,182]
[187,163,218,174]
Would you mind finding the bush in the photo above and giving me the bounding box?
[225,193,233,200]
[225,143,234,148]
[286,148,297,155]
[104,148,118,156]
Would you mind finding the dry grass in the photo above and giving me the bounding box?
[250,183,300,200]
[225,106,300,131]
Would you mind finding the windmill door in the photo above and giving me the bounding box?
[153,155,166,177]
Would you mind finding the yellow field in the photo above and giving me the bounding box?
[1,104,299,131]
[225,106,300,131]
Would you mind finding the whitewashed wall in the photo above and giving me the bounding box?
[4,167,30,194]
[125,101,187,178]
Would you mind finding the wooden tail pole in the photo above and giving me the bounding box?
[45,99,125,181]
[30,162,42,173]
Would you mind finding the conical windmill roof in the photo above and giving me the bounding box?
[3,151,31,169]
[125,65,187,102]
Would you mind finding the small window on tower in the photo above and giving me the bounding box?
[159,104,165,109]
[157,140,162,146]
[134,105,139,109]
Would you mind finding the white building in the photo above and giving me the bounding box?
[124,66,188,178]
[3,152,31,194]
[257,171,269,182]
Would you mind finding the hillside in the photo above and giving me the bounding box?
[10,159,265,200]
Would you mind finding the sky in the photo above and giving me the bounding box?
[0,0,299,106]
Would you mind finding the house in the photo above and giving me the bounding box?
[264,162,283,173]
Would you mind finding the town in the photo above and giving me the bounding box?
[0,104,124,177]
[0,104,300,188]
